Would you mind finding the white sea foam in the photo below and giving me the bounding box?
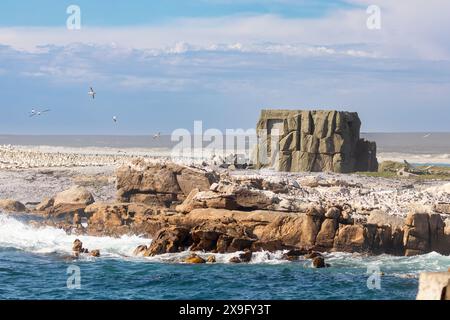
[1,213,449,272]
[0,213,148,259]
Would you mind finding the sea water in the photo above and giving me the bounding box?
[0,213,449,300]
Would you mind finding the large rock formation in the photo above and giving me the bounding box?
[116,159,219,208]
[255,110,378,173]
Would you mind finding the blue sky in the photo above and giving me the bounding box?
[0,0,357,26]
[0,0,449,134]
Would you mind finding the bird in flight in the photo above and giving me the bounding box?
[88,87,96,99]
[112,116,117,123]
[29,108,51,117]
[152,132,161,139]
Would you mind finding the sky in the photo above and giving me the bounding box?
[0,0,449,134]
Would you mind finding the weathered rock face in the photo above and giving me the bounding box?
[116,159,218,208]
[255,110,378,173]
[403,212,450,256]
[34,186,95,219]
[417,272,450,300]
[0,199,27,212]
[53,185,95,207]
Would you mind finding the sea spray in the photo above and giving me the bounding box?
[0,213,148,258]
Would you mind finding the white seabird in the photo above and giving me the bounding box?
[30,108,51,117]
[88,87,96,99]
[112,116,117,123]
[152,132,161,139]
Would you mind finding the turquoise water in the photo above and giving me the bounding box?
[0,248,421,300]
[1,213,449,300]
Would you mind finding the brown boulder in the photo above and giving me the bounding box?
[229,257,242,263]
[116,161,217,204]
[0,199,27,212]
[234,188,273,210]
[184,253,206,264]
[403,212,430,256]
[133,245,148,256]
[282,249,308,261]
[90,250,101,257]
[315,218,339,249]
[259,213,321,248]
[238,250,253,263]
[312,256,328,268]
[190,228,222,252]
[333,224,367,252]
[216,235,234,253]
[35,198,54,211]
[146,227,191,256]
[53,186,94,207]
[227,238,254,253]
[72,239,83,252]
[251,240,285,252]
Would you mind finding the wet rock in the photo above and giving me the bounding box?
[206,255,216,263]
[133,245,148,256]
[282,249,308,261]
[216,235,234,253]
[190,228,222,252]
[333,224,367,253]
[227,238,254,253]
[90,250,100,257]
[72,239,83,252]
[238,250,253,263]
[72,239,88,256]
[312,256,327,268]
[184,253,206,264]
[229,257,242,263]
[304,251,323,259]
[146,227,191,256]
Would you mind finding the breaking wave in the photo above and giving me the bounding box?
[1,213,449,274]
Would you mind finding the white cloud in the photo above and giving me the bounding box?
[0,1,449,60]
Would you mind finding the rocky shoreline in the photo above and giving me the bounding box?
[2,158,449,266]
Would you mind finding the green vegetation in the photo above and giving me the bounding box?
[356,161,450,181]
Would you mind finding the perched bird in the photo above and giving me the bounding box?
[88,87,96,99]
[30,108,51,117]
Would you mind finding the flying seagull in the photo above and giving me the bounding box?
[152,132,161,139]
[88,87,96,99]
[112,116,117,123]
[29,108,51,117]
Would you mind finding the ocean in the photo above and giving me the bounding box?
[0,213,449,300]
[0,133,449,165]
